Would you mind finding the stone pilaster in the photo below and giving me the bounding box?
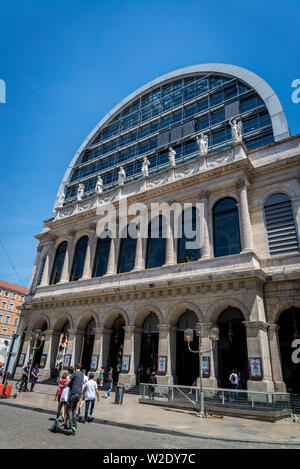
[105,238,116,275]
[91,328,112,376]
[118,326,143,387]
[59,235,74,283]
[39,330,58,379]
[268,324,286,392]
[198,323,218,388]
[164,218,176,266]
[133,231,143,271]
[66,329,85,368]
[157,324,176,384]
[40,239,55,286]
[82,229,96,280]
[28,245,43,293]
[199,190,211,259]
[243,321,275,392]
[236,178,254,252]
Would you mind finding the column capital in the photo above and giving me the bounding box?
[199,190,210,200]
[236,176,250,191]
[124,326,143,334]
[157,324,177,333]
[268,324,280,333]
[243,320,269,333]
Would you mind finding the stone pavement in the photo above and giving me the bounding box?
[1,382,300,446]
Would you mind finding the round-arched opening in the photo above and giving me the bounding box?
[278,307,300,394]
[108,314,125,382]
[176,310,199,385]
[31,321,47,368]
[81,318,96,372]
[216,308,248,389]
[139,312,159,382]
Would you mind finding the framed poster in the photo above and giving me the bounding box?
[40,353,47,368]
[90,355,99,371]
[18,353,26,367]
[63,354,72,369]
[157,356,167,375]
[202,356,210,377]
[249,357,262,379]
[121,355,130,373]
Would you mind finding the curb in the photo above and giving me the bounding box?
[0,399,300,447]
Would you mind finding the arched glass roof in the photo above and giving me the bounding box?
[55,64,289,209]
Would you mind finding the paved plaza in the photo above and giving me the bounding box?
[1,382,300,449]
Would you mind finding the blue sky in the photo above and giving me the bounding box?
[0,0,299,287]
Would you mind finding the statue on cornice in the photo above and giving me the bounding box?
[196,133,208,156]
[168,147,176,167]
[77,183,84,201]
[230,118,243,143]
[118,166,126,186]
[57,192,65,208]
[95,175,103,194]
[141,156,150,177]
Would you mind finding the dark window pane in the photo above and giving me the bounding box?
[213,198,241,257]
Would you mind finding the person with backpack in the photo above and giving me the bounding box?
[65,363,84,434]
[104,367,113,399]
[229,370,238,398]
[83,373,100,423]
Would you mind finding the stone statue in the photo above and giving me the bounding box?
[77,183,84,201]
[196,133,208,156]
[95,175,103,194]
[141,156,150,177]
[57,192,65,208]
[168,147,176,167]
[118,166,126,186]
[230,118,243,143]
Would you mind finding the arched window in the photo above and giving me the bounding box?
[263,192,299,255]
[92,234,111,277]
[177,207,201,263]
[213,198,241,257]
[50,241,67,284]
[70,236,88,281]
[118,225,137,273]
[146,215,166,269]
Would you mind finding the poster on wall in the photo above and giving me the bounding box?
[202,356,210,377]
[90,355,99,371]
[249,357,262,379]
[63,354,71,369]
[121,355,130,373]
[18,353,26,367]
[157,356,167,375]
[40,353,47,369]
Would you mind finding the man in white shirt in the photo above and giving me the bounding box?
[82,373,100,423]
[229,370,238,398]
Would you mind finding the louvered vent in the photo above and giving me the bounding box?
[264,193,299,255]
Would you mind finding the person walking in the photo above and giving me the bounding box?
[83,373,100,423]
[55,371,68,425]
[98,367,105,388]
[59,367,73,428]
[30,364,39,392]
[229,370,238,398]
[77,369,88,419]
[104,367,113,399]
[19,362,30,392]
[65,363,84,435]
[148,371,157,400]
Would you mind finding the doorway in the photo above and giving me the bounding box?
[139,313,159,381]
[176,310,199,385]
[108,315,125,382]
[81,318,96,372]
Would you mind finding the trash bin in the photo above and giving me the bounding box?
[114,384,124,404]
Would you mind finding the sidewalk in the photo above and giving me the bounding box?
[1,382,300,445]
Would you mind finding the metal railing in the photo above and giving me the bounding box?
[139,383,291,413]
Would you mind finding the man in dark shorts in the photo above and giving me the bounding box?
[65,363,84,434]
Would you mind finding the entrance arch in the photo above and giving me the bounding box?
[107,314,125,382]
[176,310,199,385]
[139,313,159,380]
[31,320,47,367]
[216,308,248,389]
[81,318,96,372]
[278,307,300,394]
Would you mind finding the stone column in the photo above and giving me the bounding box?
[59,235,74,283]
[28,245,43,293]
[197,323,218,388]
[118,326,143,388]
[39,330,57,380]
[91,328,112,376]
[157,325,176,384]
[66,329,85,368]
[133,231,143,271]
[105,238,116,275]
[243,321,275,392]
[40,240,55,287]
[82,230,96,280]
[236,178,254,252]
[164,218,176,266]
[268,324,286,392]
[199,190,211,259]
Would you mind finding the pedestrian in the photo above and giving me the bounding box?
[148,371,157,400]
[136,367,143,386]
[76,369,88,419]
[55,371,68,425]
[65,363,84,434]
[146,367,151,383]
[229,370,238,398]
[59,367,73,428]
[98,367,105,388]
[30,364,39,392]
[83,372,100,423]
[104,367,113,399]
[19,362,30,392]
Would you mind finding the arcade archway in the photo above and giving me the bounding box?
[108,314,125,382]
[81,318,96,372]
[31,321,47,367]
[176,310,199,385]
[278,307,300,394]
[139,313,159,380]
[216,308,248,389]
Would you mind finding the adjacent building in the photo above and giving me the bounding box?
[17,64,300,394]
[0,280,26,363]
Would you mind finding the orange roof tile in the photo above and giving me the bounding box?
[0,280,27,294]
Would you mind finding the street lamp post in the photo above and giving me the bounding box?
[184,323,219,418]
